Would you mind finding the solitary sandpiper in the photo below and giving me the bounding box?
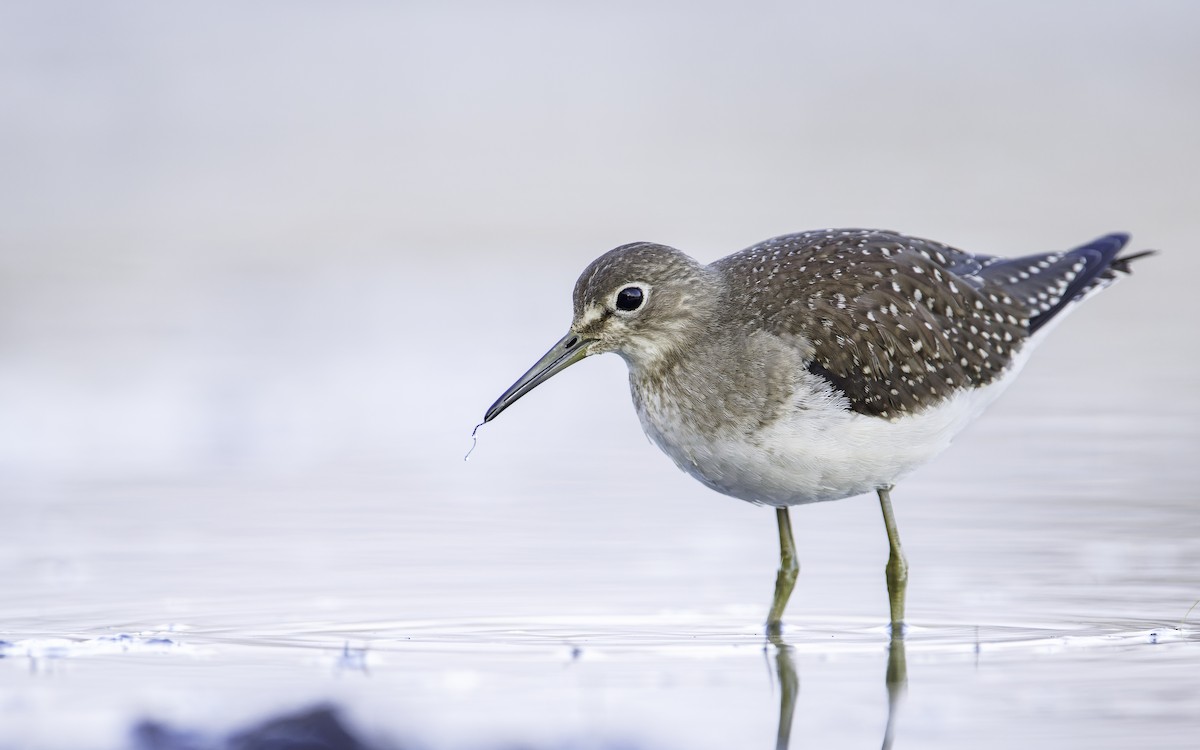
[482,229,1151,633]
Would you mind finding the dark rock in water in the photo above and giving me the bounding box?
[132,705,382,750]
[132,719,211,750]
[132,703,643,750]
[228,705,371,750]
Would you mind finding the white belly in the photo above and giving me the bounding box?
[635,346,1034,507]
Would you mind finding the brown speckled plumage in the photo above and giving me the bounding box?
[715,229,1033,419]
[556,228,1141,425]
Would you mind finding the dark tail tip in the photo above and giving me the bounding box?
[1111,249,1158,274]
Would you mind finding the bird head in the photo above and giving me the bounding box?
[483,242,718,423]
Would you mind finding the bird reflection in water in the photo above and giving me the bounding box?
[768,631,907,750]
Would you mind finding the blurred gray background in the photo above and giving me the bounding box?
[1,0,1196,488]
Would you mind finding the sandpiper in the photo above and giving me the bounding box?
[482,229,1151,632]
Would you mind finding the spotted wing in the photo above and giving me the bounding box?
[713,229,1030,418]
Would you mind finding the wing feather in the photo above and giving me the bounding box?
[712,229,1029,417]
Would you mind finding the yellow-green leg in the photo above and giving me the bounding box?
[876,484,909,631]
[767,507,799,634]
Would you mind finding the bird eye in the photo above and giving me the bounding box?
[615,286,644,312]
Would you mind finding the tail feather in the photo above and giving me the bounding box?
[1110,249,1157,274]
[976,233,1152,334]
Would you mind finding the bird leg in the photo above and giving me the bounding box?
[767,507,799,634]
[876,484,909,631]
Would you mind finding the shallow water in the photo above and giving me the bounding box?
[3,613,1199,749]
[3,372,1199,749]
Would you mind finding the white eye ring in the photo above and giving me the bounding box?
[613,283,650,313]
